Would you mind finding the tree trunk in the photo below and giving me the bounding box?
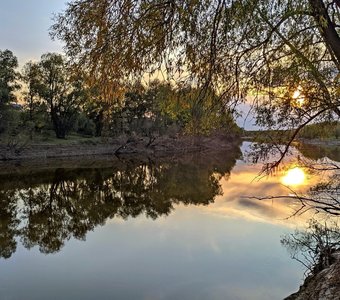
[309,0,340,69]
[55,126,66,139]
[94,110,104,137]
[51,111,66,139]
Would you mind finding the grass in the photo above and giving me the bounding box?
[0,130,102,146]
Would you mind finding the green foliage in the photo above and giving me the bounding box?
[0,49,19,105]
[83,99,108,137]
[24,53,89,139]
[0,50,20,135]
[0,47,241,142]
[177,86,240,135]
[298,121,340,140]
[0,106,22,135]
[22,61,43,122]
[110,80,240,137]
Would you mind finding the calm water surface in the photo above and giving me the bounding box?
[0,142,333,300]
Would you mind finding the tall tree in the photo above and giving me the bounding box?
[36,53,88,138]
[22,61,42,121]
[0,49,19,105]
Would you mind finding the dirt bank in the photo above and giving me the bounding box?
[285,252,340,300]
[0,134,241,162]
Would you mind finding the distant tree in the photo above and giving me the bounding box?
[0,49,19,105]
[35,53,88,138]
[0,49,20,134]
[84,98,108,136]
[22,61,42,121]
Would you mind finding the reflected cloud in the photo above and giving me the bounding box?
[204,161,324,227]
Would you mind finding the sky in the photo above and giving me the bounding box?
[0,0,66,66]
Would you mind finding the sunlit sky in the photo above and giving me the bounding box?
[0,0,65,65]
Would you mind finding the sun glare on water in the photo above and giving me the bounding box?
[281,167,306,186]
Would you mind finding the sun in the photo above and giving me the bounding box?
[281,167,306,186]
[292,86,305,107]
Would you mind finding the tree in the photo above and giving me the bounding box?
[83,98,108,136]
[22,61,43,121]
[35,53,88,138]
[51,0,340,158]
[0,50,20,134]
[0,49,19,105]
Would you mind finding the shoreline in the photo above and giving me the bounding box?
[0,134,241,169]
[285,252,340,300]
[242,136,340,147]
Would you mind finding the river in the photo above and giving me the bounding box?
[0,141,336,300]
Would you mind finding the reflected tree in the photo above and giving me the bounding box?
[0,149,240,258]
[0,190,19,259]
[295,143,340,163]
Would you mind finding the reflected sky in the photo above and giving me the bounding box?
[0,210,303,300]
[0,142,332,300]
[205,142,334,228]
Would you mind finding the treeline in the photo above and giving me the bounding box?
[244,121,340,142]
[0,49,240,141]
[298,121,340,140]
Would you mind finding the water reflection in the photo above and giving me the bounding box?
[295,142,340,163]
[209,154,324,226]
[0,149,241,258]
[1,142,333,299]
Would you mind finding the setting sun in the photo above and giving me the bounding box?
[292,86,305,107]
[281,167,306,186]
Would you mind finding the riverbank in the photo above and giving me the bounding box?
[285,251,340,300]
[0,133,241,162]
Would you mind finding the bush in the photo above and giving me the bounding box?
[0,105,22,135]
